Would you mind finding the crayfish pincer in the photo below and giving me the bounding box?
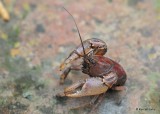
[56,7,127,112]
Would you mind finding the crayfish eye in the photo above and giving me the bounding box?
[90,43,94,48]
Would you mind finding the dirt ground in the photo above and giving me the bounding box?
[0,0,160,114]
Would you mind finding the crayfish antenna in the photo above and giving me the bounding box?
[63,7,86,56]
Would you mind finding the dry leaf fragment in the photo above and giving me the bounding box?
[0,1,10,22]
[10,48,20,57]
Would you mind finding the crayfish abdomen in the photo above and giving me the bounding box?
[84,55,127,86]
[89,56,127,85]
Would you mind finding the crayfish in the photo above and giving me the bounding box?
[57,7,127,111]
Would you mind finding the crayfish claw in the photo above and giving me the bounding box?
[63,78,109,97]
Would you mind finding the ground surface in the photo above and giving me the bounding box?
[0,0,160,114]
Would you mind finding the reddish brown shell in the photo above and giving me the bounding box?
[83,55,127,86]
